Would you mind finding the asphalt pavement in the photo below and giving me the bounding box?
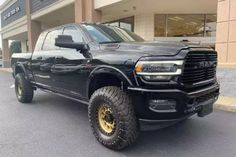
[0,72,236,157]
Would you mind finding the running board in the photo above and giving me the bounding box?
[40,88,90,105]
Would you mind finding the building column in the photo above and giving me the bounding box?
[26,0,41,52]
[75,0,84,22]
[27,21,41,52]
[134,14,154,41]
[2,39,11,68]
[74,0,101,23]
[216,0,236,65]
[21,40,28,53]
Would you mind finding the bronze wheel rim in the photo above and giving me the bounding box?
[17,85,23,96]
[97,104,116,135]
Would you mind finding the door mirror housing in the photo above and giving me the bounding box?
[55,35,88,51]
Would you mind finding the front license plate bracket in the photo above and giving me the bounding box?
[198,103,213,117]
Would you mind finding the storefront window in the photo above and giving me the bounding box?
[205,14,217,37]
[154,15,166,37]
[105,17,134,32]
[154,14,217,37]
[167,14,204,37]
[108,22,119,27]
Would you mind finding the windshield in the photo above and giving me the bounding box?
[82,24,144,44]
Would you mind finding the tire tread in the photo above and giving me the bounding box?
[89,86,139,150]
[15,73,34,103]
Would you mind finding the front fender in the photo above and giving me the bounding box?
[87,65,135,97]
[13,63,29,80]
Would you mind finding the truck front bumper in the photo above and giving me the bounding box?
[128,84,220,131]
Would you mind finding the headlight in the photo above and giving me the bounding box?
[135,60,183,81]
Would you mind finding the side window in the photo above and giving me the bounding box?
[43,29,62,51]
[63,26,84,43]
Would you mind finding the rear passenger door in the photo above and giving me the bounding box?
[51,26,90,98]
[31,28,63,89]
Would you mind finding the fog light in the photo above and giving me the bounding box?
[149,99,177,113]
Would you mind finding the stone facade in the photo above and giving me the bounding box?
[216,0,236,65]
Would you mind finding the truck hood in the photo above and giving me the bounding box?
[95,41,204,64]
[100,42,188,56]
[99,41,206,56]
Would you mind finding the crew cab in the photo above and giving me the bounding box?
[11,23,220,150]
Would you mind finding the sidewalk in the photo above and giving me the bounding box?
[0,67,236,112]
[215,96,236,112]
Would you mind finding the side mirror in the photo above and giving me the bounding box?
[55,35,87,51]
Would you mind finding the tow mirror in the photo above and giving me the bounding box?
[55,35,88,51]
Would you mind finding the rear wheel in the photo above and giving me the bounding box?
[15,73,34,103]
[89,86,139,150]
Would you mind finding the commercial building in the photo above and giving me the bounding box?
[0,0,235,67]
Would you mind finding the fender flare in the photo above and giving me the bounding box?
[87,65,134,97]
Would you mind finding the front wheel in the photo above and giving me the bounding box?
[15,73,34,103]
[88,86,139,150]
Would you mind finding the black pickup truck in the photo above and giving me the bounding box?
[11,23,220,150]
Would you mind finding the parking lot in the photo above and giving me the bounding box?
[0,71,236,157]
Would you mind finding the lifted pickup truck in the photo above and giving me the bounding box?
[11,23,219,150]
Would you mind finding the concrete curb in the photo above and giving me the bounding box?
[0,68,12,73]
[214,96,236,113]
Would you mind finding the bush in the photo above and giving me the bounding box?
[10,41,22,56]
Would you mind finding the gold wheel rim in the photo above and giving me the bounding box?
[98,104,116,134]
[18,85,22,96]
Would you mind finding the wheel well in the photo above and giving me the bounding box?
[88,74,127,98]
